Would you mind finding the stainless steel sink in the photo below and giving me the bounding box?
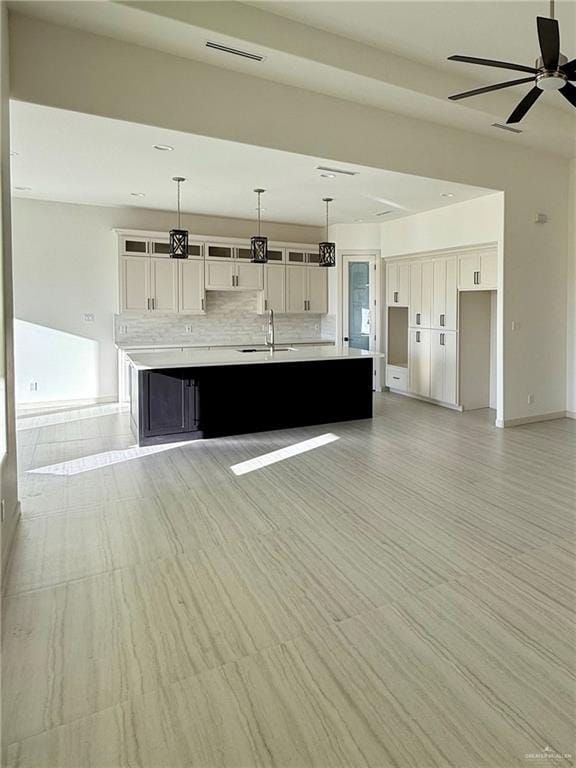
[238,347,297,353]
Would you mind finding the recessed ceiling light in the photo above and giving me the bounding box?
[440,193,455,198]
[14,186,31,191]
[153,144,174,151]
[130,192,146,198]
[321,173,336,179]
[355,218,365,222]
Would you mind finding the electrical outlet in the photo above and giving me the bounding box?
[314,323,320,331]
[527,393,534,405]
[511,321,520,331]
[119,324,128,335]
[83,313,95,322]
[185,325,193,333]
[29,382,38,392]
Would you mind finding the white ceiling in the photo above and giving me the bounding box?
[10,102,494,227]
[11,0,576,158]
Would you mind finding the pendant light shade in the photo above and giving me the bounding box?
[251,188,268,263]
[169,176,189,259]
[319,197,336,267]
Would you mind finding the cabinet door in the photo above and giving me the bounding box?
[236,262,264,290]
[432,259,446,329]
[205,260,235,290]
[386,263,398,305]
[421,261,433,328]
[150,258,178,312]
[397,262,410,306]
[142,371,191,437]
[409,328,430,397]
[444,257,457,330]
[286,266,307,313]
[287,250,307,264]
[429,330,445,402]
[264,265,286,313]
[479,250,497,289]
[121,256,150,311]
[179,260,205,313]
[120,236,148,256]
[458,253,480,291]
[307,267,328,313]
[409,262,422,327]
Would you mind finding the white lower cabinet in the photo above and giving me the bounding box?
[178,260,205,313]
[409,328,431,398]
[385,365,408,392]
[430,330,458,405]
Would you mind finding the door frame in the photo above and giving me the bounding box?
[339,251,382,390]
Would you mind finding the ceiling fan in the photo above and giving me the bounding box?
[447,0,576,123]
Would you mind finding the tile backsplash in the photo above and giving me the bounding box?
[115,291,336,346]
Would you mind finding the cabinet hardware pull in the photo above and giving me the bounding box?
[393,376,400,380]
[440,313,445,327]
[201,298,204,311]
[147,298,150,310]
[440,333,445,346]
[264,299,268,311]
[394,291,398,303]
[416,313,421,325]
[152,298,156,310]
[416,331,421,343]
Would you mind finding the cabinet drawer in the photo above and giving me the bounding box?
[386,366,408,392]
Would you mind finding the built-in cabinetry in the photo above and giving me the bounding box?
[386,245,497,410]
[117,231,328,316]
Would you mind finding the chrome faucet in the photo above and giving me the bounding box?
[266,309,275,352]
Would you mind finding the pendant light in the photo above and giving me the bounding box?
[169,176,189,259]
[319,197,336,267]
[251,188,268,263]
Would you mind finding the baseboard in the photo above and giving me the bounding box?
[16,395,118,414]
[566,411,576,420]
[495,411,567,428]
[388,388,463,411]
[1,500,21,593]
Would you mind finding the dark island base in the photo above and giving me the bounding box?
[131,357,374,446]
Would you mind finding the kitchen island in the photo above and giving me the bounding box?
[128,346,382,445]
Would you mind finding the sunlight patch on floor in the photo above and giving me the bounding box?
[230,433,339,476]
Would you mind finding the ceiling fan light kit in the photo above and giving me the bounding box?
[447,1,576,123]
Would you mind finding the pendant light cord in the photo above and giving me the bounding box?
[550,0,554,17]
[177,180,181,230]
[325,199,329,240]
[258,190,261,237]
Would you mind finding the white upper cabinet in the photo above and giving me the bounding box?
[409,261,433,328]
[432,257,457,330]
[260,264,286,313]
[286,265,327,314]
[121,256,150,311]
[150,258,178,313]
[308,267,328,313]
[286,265,308,313]
[387,261,410,306]
[178,260,205,314]
[236,262,264,290]
[458,249,497,290]
[205,260,235,290]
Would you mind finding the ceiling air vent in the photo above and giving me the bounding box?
[206,41,264,62]
[316,165,358,177]
[491,123,523,134]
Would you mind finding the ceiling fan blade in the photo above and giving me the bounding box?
[537,16,560,70]
[559,82,576,107]
[561,58,576,80]
[506,87,543,123]
[448,55,538,74]
[449,77,535,100]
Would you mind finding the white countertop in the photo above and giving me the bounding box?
[127,345,383,370]
[116,339,335,351]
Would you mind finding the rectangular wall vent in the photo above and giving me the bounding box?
[206,41,264,62]
[492,122,523,134]
[316,165,358,176]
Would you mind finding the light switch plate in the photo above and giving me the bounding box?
[84,313,95,322]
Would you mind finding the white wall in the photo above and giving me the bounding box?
[567,159,576,417]
[11,198,321,405]
[1,2,20,574]
[8,14,572,423]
